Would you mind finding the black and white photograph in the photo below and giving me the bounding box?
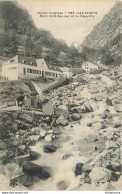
[0,0,121,192]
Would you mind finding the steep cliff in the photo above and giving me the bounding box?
[80,2,121,66]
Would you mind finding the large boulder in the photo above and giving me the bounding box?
[71,113,81,121]
[62,153,73,160]
[40,123,49,130]
[70,104,93,113]
[11,174,40,187]
[106,161,121,172]
[83,150,111,172]
[113,122,121,128]
[100,109,110,119]
[106,98,113,106]
[54,105,69,118]
[84,103,94,112]
[89,167,118,185]
[18,113,34,123]
[22,162,51,180]
[56,180,69,190]
[19,130,25,135]
[17,145,26,156]
[42,116,53,124]
[40,130,47,137]
[56,115,68,126]
[70,105,86,113]
[45,134,53,142]
[29,151,41,160]
[114,104,122,112]
[16,120,32,130]
[4,163,22,178]
[43,144,57,153]
[8,137,19,147]
[74,163,83,176]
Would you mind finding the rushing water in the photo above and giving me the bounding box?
[1,75,119,191]
[28,104,105,191]
[25,85,111,191]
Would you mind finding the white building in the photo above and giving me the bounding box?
[1,55,62,80]
[82,62,98,73]
[59,67,73,78]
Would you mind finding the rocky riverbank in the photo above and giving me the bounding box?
[0,72,121,191]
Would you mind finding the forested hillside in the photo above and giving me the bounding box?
[0,1,71,66]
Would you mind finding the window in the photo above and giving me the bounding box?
[45,72,54,76]
[23,68,26,74]
[45,71,48,76]
[10,59,14,63]
[51,73,55,77]
[40,71,41,75]
[22,60,25,64]
[30,69,32,73]
[8,67,17,70]
[27,68,30,73]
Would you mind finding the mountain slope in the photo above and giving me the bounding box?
[80,2,121,66]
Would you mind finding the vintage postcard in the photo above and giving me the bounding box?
[0,0,121,192]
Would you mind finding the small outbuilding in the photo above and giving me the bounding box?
[42,99,53,116]
[59,67,73,78]
[82,62,98,73]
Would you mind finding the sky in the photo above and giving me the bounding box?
[18,0,118,46]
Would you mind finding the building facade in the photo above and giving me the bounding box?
[59,67,73,78]
[1,55,62,80]
[82,62,98,73]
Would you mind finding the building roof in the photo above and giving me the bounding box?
[18,55,37,67]
[60,67,70,72]
[48,65,62,72]
[3,55,62,73]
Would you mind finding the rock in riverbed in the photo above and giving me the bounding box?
[89,167,118,185]
[106,98,113,106]
[71,113,81,121]
[29,151,41,160]
[22,162,51,180]
[56,180,69,190]
[40,130,47,137]
[74,163,83,176]
[12,174,40,187]
[54,105,69,118]
[56,115,68,126]
[62,153,73,160]
[45,134,53,142]
[43,144,57,153]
